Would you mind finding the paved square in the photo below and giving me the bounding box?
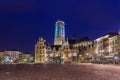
[0,63,120,80]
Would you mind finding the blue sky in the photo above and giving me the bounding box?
[0,0,120,53]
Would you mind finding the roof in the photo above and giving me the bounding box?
[78,36,90,42]
[23,52,32,54]
[107,32,118,37]
[4,49,20,51]
[103,32,117,37]
[95,32,118,40]
[68,39,76,44]
[50,45,61,51]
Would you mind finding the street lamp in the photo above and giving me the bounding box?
[86,53,89,63]
[101,50,104,55]
[50,53,54,63]
[100,50,104,64]
[86,53,89,55]
[55,54,58,57]
[79,55,82,63]
[113,55,119,64]
[72,52,77,62]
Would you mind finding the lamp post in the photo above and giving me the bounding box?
[100,50,104,64]
[73,52,77,62]
[79,55,82,63]
[86,53,89,63]
[47,51,51,64]
[61,53,64,64]
[50,53,54,63]
[101,50,104,56]
[55,53,61,64]
[113,54,120,64]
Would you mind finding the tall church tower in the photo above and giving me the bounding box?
[54,20,65,45]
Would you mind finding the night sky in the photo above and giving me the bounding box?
[0,0,120,53]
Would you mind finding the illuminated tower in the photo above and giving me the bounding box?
[54,20,65,45]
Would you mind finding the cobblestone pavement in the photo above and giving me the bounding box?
[0,63,120,80]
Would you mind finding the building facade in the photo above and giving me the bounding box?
[96,36,109,56]
[63,39,71,63]
[35,37,47,63]
[94,32,119,58]
[74,37,93,56]
[46,45,52,63]
[4,51,22,61]
[0,52,4,63]
[109,35,118,56]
